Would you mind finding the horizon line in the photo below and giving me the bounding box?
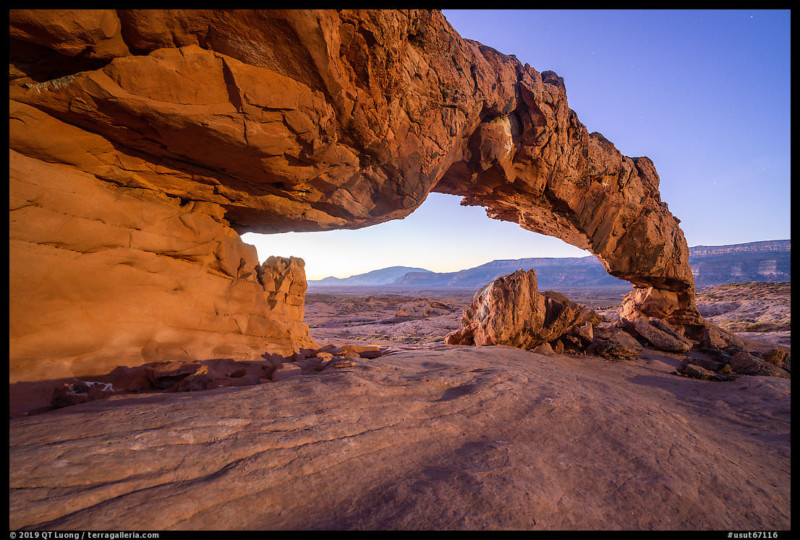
[303,238,791,282]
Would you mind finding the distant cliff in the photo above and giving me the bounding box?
[690,239,790,257]
[309,240,790,289]
[689,240,790,286]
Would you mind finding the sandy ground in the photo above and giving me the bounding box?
[305,291,471,346]
[8,284,791,530]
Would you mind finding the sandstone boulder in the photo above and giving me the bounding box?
[341,345,384,359]
[761,348,790,372]
[543,291,600,342]
[729,352,789,378]
[331,359,358,369]
[445,269,598,350]
[677,362,729,382]
[594,326,643,351]
[445,270,542,348]
[684,356,725,373]
[293,357,322,373]
[50,381,116,409]
[632,318,693,354]
[729,352,756,375]
[169,366,214,392]
[144,361,204,389]
[648,317,687,339]
[699,324,745,351]
[570,321,594,344]
[759,364,789,379]
[559,335,587,353]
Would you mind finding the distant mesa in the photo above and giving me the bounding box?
[312,266,433,286]
[689,239,790,257]
[308,239,790,290]
[394,256,629,289]
[689,239,790,287]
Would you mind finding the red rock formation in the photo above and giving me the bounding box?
[9,134,317,381]
[9,9,700,381]
[444,269,599,349]
[632,317,693,354]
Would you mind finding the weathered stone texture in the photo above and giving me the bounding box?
[632,317,693,354]
[444,269,598,349]
[9,9,700,380]
[10,101,315,382]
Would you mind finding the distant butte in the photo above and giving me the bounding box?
[11,9,697,381]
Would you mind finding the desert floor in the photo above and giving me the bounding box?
[304,285,631,347]
[8,284,791,530]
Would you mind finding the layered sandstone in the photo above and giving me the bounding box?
[9,134,317,381]
[10,9,700,381]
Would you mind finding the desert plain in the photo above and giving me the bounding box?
[9,282,791,530]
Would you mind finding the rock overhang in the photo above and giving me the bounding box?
[9,8,702,381]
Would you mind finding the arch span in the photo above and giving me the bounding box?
[9,9,701,381]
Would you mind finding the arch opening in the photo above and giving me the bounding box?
[8,8,705,385]
[241,192,599,284]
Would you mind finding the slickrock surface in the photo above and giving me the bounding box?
[10,9,700,381]
[697,282,791,333]
[696,282,791,349]
[9,346,789,530]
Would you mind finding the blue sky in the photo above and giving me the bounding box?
[244,9,791,280]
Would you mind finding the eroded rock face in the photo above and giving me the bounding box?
[8,144,317,382]
[9,117,316,381]
[444,269,598,349]
[632,317,693,354]
[9,9,700,380]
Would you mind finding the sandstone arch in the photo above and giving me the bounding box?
[9,9,701,382]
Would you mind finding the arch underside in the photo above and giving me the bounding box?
[8,9,702,381]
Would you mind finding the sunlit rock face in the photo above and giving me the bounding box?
[9,9,699,381]
[444,269,599,349]
[9,122,317,381]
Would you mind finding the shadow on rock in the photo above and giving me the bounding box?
[10,344,388,418]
